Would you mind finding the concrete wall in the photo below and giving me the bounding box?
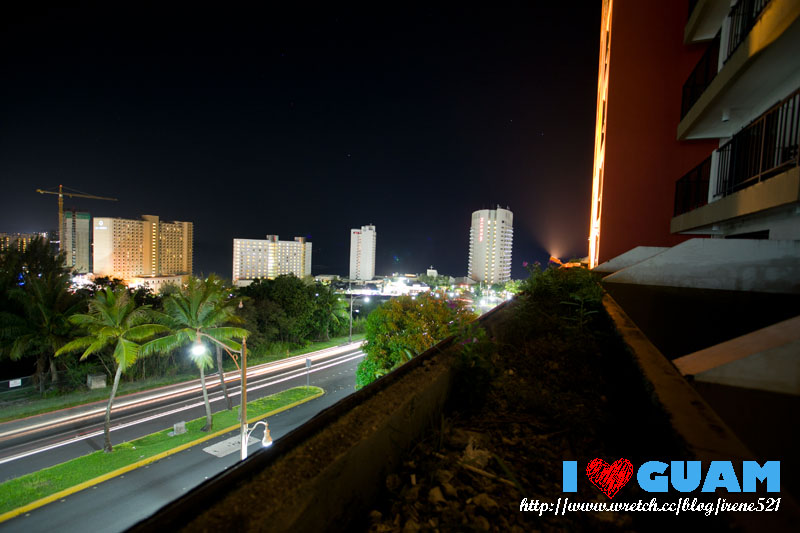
[603,238,800,293]
[593,246,668,274]
[596,1,719,265]
[673,315,800,395]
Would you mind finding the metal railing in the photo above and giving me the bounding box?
[674,156,712,216]
[681,31,720,119]
[725,0,770,62]
[716,88,800,197]
[0,375,35,402]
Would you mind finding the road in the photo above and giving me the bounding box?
[0,344,364,533]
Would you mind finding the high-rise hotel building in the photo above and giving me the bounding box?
[62,211,91,273]
[468,207,513,284]
[232,235,312,287]
[0,232,49,252]
[349,224,376,281]
[93,215,193,282]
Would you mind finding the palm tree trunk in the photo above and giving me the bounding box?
[104,364,123,453]
[36,355,47,394]
[216,345,232,410]
[200,364,213,431]
[49,356,59,387]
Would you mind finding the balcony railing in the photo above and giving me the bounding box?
[716,88,800,197]
[725,0,770,62]
[674,156,712,216]
[681,31,720,119]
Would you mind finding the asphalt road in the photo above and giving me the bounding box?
[0,349,363,533]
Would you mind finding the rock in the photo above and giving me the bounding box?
[474,515,490,531]
[448,428,488,449]
[442,482,458,498]
[402,518,420,533]
[403,485,420,502]
[428,486,446,504]
[434,469,454,484]
[472,493,499,511]
[462,440,491,468]
[369,510,382,522]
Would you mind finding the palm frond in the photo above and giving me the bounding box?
[139,328,194,355]
[55,336,96,356]
[204,327,250,342]
[125,324,171,342]
[113,337,140,371]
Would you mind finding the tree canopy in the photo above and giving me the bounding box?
[356,293,475,388]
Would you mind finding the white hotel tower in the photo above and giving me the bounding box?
[232,235,312,287]
[468,207,513,284]
[349,224,376,281]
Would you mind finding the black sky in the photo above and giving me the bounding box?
[0,3,600,280]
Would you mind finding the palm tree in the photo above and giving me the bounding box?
[56,287,168,452]
[0,271,83,393]
[142,275,248,431]
[311,284,350,341]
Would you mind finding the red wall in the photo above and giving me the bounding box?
[599,0,719,264]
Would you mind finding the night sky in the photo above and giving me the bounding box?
[1,4,600,280]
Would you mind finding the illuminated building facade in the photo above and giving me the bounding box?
[232,235,312,287]
[93,215,193,281]
[0,232,48,252]
[468,207,513,284]
[349,224,376,281]
[588,0,800,267]
[62,211,91,273]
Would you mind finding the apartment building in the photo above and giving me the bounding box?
[232,235,312,287]
[467,207,513,284]
[93,215,193,282]
[349,225,376,281]
[62,211,91,273]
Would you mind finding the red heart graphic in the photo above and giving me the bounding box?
[586,458,634,499]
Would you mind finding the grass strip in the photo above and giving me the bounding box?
[0,386,323,519]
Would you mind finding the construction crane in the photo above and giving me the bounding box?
[36,185,118,252]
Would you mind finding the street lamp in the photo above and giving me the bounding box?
[348,283,354,343]
[189,325,249,461]
[246,420,273,448]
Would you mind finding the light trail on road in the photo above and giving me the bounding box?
[0,350,363,466]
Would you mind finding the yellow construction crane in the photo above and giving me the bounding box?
[36,184,118,252]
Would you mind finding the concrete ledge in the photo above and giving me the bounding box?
[593,246,668,274]
[604,294,800,530]
[673,315,800,394]
[603,238,800,293]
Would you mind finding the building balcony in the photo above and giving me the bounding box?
[678,0,800,140]
[672,87,800,233]
[686,0,732,43]
[674,155,712,216]
[681,32,720,119]
[716,87,800,196]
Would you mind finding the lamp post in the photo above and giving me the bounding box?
[189,302,250,460]
[348,282,354,343]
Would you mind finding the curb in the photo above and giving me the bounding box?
[0,387,324,523]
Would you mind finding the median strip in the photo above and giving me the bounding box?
[0,386,324,522]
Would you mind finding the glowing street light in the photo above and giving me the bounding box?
[246,420,273,448]
[185,307,250,460]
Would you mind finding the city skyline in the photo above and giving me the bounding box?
[0,4,600,279]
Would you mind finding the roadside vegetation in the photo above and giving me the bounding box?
[0,386,322,518]
[355,293,475,389]
[0,237,364,431]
